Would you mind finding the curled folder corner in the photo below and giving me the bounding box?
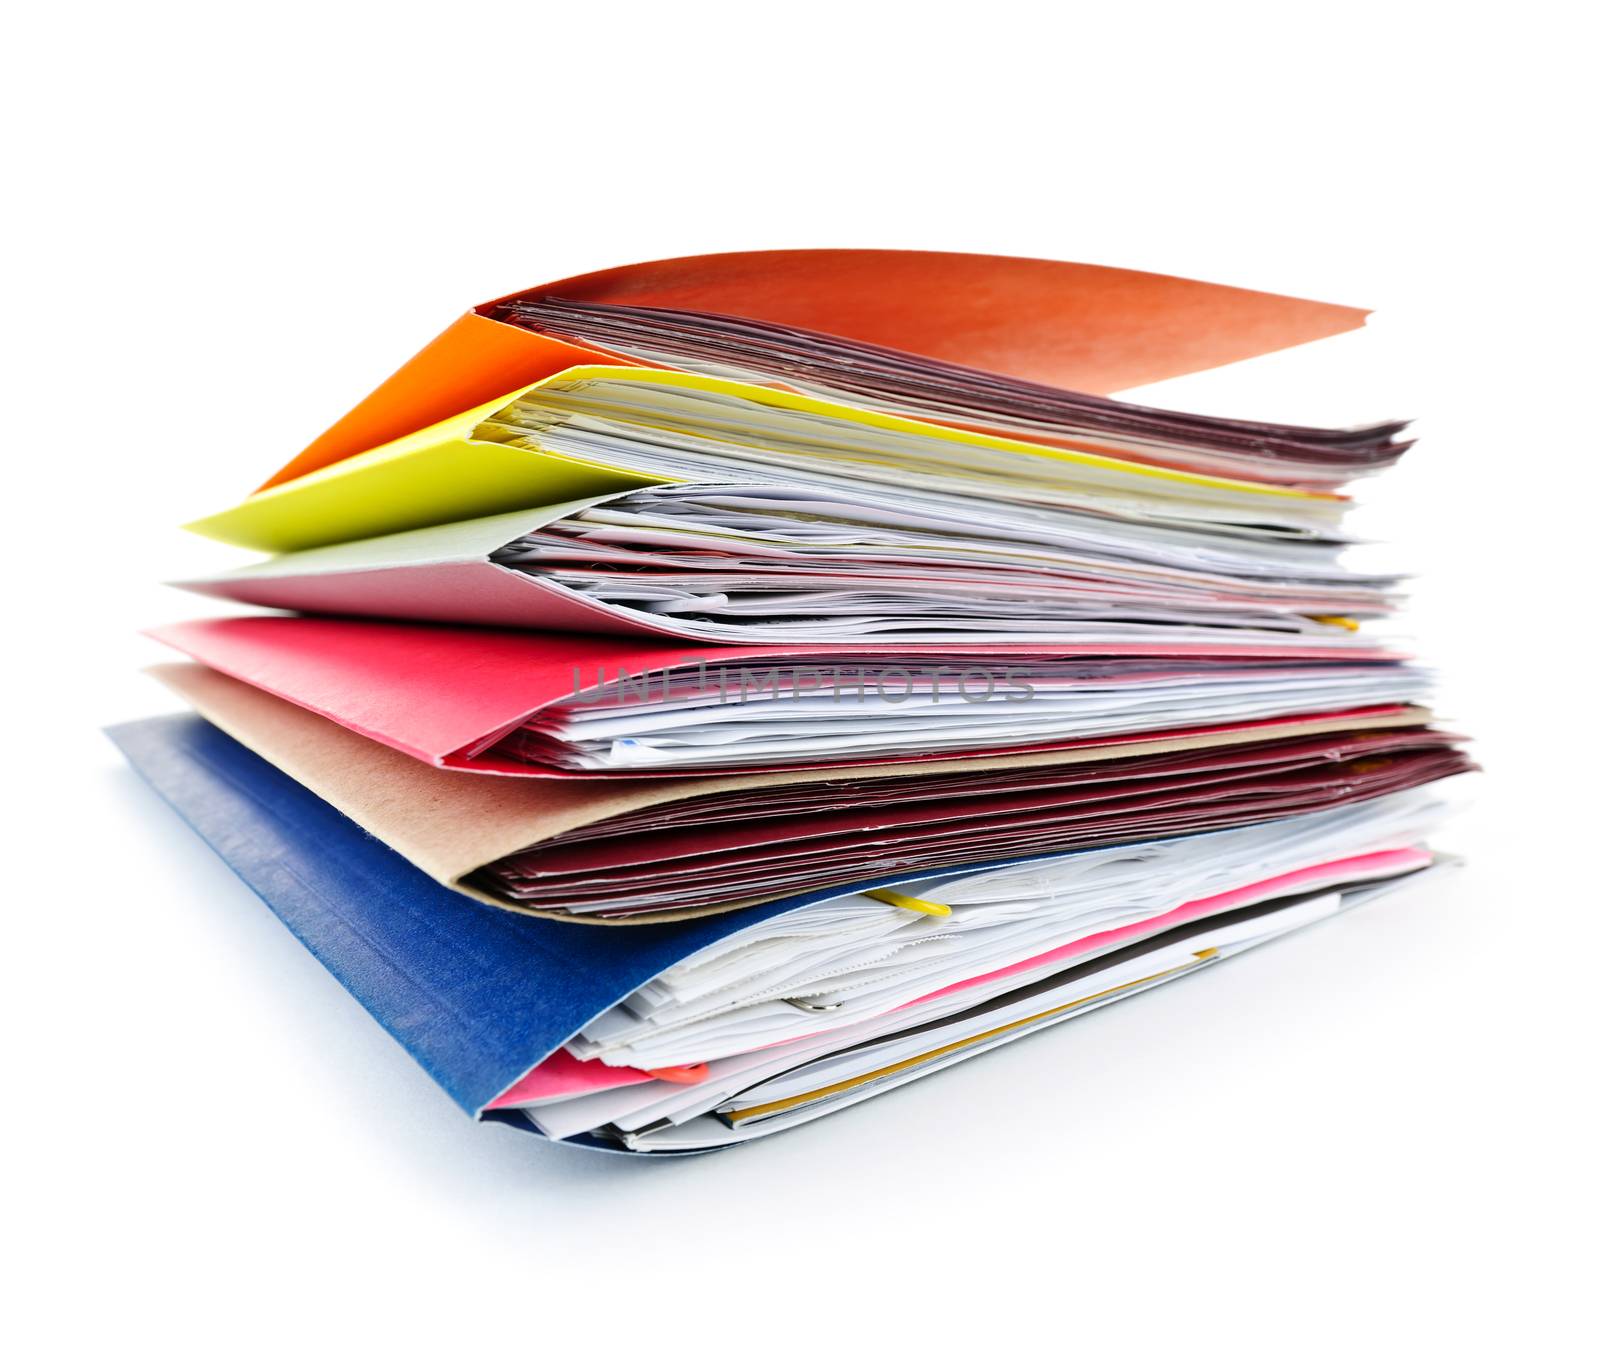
[259,249,1370,493]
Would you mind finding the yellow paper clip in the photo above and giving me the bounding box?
[1309,614,1360,631]
[865,888,952,917]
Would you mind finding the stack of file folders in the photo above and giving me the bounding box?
[115,250,1474,1153]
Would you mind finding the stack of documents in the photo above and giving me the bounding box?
[116,250,1473,1153]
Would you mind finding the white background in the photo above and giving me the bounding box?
[6,3,1595,1356]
